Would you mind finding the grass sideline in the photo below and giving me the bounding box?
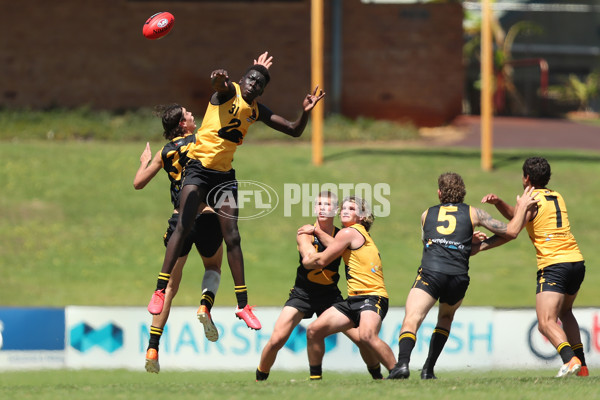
[0,369,597,400]
[1,139,599,308]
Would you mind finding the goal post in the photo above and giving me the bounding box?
[311,0,324,166]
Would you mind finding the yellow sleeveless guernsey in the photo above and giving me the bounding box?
[189,82,259,171]
[525,188,583,270]
[342,224,388,298]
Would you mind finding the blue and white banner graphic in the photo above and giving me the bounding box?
[0,307,65,370]
[64,306,600,372]
[1,306,598,371]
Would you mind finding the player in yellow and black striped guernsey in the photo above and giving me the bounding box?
[256,191,383,381]
[147,52,325,330]
[134,104,223,373]
[480,157,589,378]
[302,196,396,380]
[387,173,536,380]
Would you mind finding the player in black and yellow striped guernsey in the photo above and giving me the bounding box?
[480,157,589,378]
[388,173,536,380]
[135,104,223,373]
[256,191,383,381]
[302,196,396,380]
[147,52,325,331]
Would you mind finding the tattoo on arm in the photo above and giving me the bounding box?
[475,208,507,234]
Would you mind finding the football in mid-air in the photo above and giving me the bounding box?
[142,12,175,40]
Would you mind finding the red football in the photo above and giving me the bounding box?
[142,12,175,40]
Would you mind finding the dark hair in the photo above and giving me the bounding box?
[438,172,466,203]
[244,64,270,85]
[523,157,551,187]
[154,103,185,140]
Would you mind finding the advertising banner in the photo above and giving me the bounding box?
[2,306,598,371]
[0,307,65,370]
[62,306,600,372]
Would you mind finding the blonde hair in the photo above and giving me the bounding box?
[315,190,338,208]
[342,195,374,231]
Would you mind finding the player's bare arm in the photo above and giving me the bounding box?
[210,69,235,103]
[297,224,314,236]
[473,207,509,236]
[473,186,539,253]
[420,211,427,242]
[297,224,333,248]
[302,228,355,269]
[471,234,509,255]
[318,224,337,247]
[297,231,317,260]
[133,144,162,189]
[259,86,325,137]
[140,142,152,165]
[481,193,515,219]
[474,189,537,239]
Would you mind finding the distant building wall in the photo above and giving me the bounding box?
[3,1,463,127]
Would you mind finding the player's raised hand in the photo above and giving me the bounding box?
[303,85,326,112]
[472,230,488,244]
[516,186,539,210]
[297,224,315,236]
[211,69,230,91]
[481,193,500,204]
[254,51,273,70]
[140,142,152,165]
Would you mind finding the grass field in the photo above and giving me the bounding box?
[1,139,600,308]
[0,369,598,400]
[1,118,599,399]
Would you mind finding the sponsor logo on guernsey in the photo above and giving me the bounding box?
[427,237,464,250]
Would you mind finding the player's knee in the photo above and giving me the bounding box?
[359,330,376,345]
[269,335,287,351]
[438,314,454,326]
[537,319,552,335]
[223,232,241,248]
[306,325,321,342]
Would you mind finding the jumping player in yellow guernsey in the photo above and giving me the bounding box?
[133,104,224,373]
[302,196,396,380]
[147,52,325,331]
[480,157,589,378]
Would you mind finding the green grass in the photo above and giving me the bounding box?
[1,139,599,308]
[0,369,597,400]
[0,107,420,142]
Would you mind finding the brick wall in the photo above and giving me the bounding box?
[3,1,463,127]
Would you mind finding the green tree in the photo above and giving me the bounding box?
[463,7,543,115]
[565,72,600,112]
